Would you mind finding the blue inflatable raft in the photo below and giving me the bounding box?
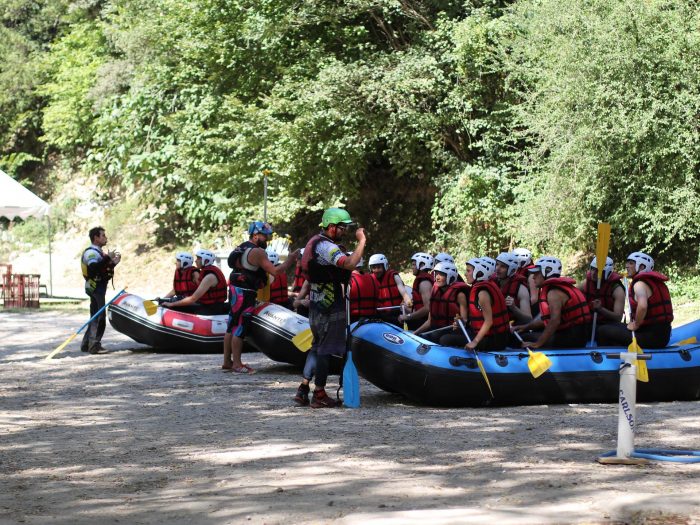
[350,319,700,407]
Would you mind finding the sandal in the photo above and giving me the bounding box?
[231,364,255,374]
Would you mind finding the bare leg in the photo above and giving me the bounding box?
[222,332,233,368]
[231,334,244,368]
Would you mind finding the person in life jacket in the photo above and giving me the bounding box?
[513,256,592,349]
[221,221,300,374]
[293,208,366,409]
[597,251,673,348]
[434,252,465,282]
[414,261,470,344]
[457,258,510,351]
[577,256,624,328]
[166,249,229,314]
[80,226,121,354]
[369,253,412,326]
[289,248,308,317]
[266,248,291,309]
[348,252,378,322]
[495,252,532,325]
[513,247,540,317]
[164,252,201,299]
[398,252,434,330]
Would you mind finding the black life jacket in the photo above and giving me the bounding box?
[228,241,267,290]
[630,272,673,326]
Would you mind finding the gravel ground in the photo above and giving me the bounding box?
[1,309,699,525]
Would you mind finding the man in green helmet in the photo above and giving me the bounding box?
[293,208,366,408]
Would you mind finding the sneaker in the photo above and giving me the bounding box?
[88,344,105,355]
[310,388,337,409]
[293,383,310,406]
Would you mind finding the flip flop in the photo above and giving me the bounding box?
[231,364,255,374]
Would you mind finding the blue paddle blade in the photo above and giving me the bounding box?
[343,351,360,408]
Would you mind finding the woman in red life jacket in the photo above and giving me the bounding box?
[164,252,200,299]
[266,248,291,309]
[577,256,625,326]
[494,252,531,325]
[165,249,229,315]
[398,252,434,330]
[289,248,308,317]
[414,261,470,343]
[369,253,412,327]
[512,256,592,349]
[597,251,673,348]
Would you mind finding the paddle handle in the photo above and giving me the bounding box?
[456,319,472,343]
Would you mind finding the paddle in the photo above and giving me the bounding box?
[401,304,408,331]
[419,325,453,337]
[623,273,649,382]
[343,281,360,408]
[45,289,127,360]
[457,319,494,398]
[291,328,313,352]
[143,299,158,316]
[512,329,552,379]
[588,222,611,348]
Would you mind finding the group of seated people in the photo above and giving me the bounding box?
[162,243,674,352]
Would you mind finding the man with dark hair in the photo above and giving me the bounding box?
[81,227,121,354]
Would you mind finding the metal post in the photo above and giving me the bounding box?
[47,215,53,297]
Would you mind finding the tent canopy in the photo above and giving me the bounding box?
[0,169,50,220]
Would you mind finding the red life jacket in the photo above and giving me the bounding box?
[411,272,434,310]
[292,262,305,292]
[468,280,510,336]
[270,272,289,305]
[630,272,673,326]
[429,282,471,328]
[515,266,531,280]
[498,273,527,299]
[375,269,403,309]
[198,265,227,305]
[173,267,199,297]
[538,277,592,331]
[583,271,623,323]
[350,271,379,317]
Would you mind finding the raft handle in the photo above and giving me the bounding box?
[590,351,603,364]
[416,344,430,355]
[495,354,508,367]
[679,349,691,362]
[449,356,477,369]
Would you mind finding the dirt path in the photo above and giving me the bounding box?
[1,310,699,525]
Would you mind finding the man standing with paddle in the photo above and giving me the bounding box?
[292,208,366,408]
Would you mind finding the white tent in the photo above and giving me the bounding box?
[0,169,53,295]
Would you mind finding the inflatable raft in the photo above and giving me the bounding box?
[350,319,700,407]
[108,293,228,352]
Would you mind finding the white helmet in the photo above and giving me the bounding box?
[175,252,194,270]
[299,248,305,256]
[411,252,434,271]
[591,256,614,280]
[266,248,280,266]
[434,252,455,265]
[627,251,654,273]
[195,249,217,267]
[368,253,389,271]
[433,261,459,286]
[496,252,519,277]
[530,256,562,279]
[512,248,533,268]
[466,258,494,282]
[480,256,497,275]
[347,251,365,268]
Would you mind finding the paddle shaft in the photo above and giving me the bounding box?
[457,319,494,398]
[420,325,453,337]
[45,288,127,360]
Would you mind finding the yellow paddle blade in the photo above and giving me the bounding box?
[45,332,78,360]
[403,321,408,331]
[674,336,697,346]
[595,222,611,283]
[527,349,552,378]
[476,358,494,398]
[291,328,313,352]
[143,300,158,316]
[629,337,649,382]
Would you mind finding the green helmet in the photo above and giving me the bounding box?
[320,208,354,228]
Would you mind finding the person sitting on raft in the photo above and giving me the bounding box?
[414,261,470,344]
[578,256,624,332]
[513,247,539,316]
[513,257,592,349]
[266,248,291,309]
[434,252,465,282]
[398,252,434,330]
[369,253,412,325]
[163,252,200,299]
[494,252,531,325]
[165,249,229,315]
[349,252,378,323]
[289,248,308,317]
[596,251,673,348]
